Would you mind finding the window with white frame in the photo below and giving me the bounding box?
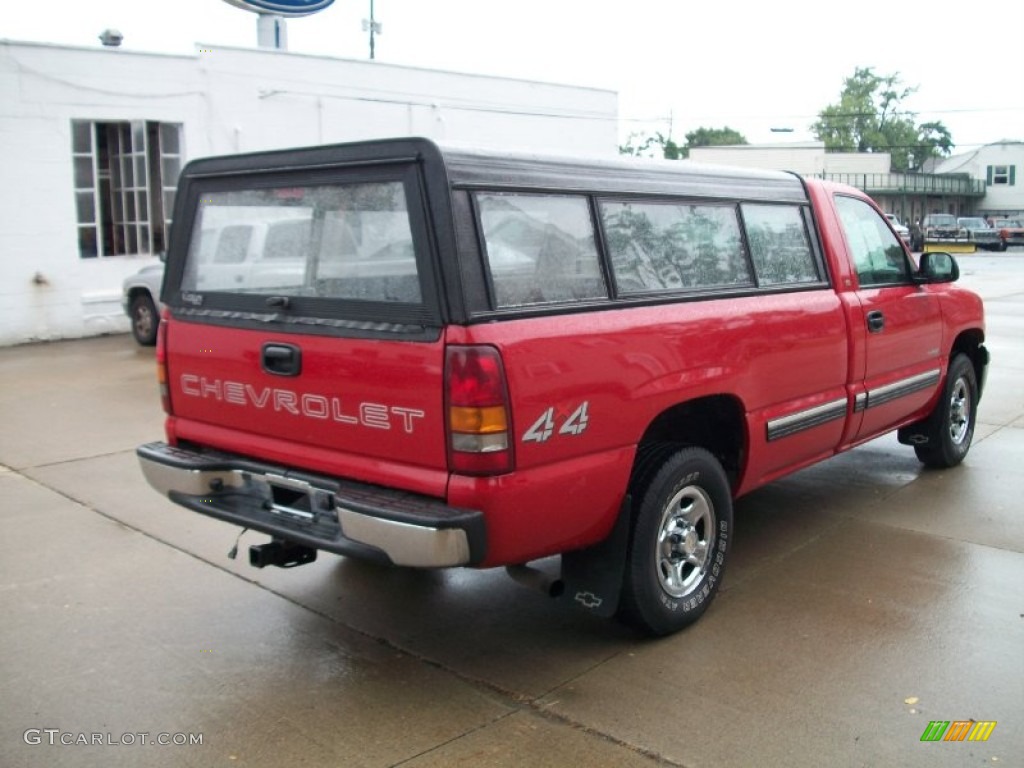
[71,120,183,258]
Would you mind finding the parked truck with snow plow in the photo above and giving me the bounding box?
[919,213,973,253]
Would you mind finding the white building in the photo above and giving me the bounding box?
[689,142,988,226]
[931,141,1024,218]
[0,39,617,346]
[688,142,892,177]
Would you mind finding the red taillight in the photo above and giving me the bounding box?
[445,345,513,475]
[156,309,172,414]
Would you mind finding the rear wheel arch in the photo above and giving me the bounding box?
[633,395,747,491]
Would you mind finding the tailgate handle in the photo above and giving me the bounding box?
[262,343,302,376]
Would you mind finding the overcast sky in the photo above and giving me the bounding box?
[6,0,1023,154]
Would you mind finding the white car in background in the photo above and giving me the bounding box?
[122,262,165,346]
[122,217,317,345]
[884,214,912,247]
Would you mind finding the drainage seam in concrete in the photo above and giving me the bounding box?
[9,449,140,473]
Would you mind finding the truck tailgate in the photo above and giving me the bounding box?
[166,319,448,496]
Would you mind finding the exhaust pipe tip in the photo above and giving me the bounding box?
[506,564,564,598]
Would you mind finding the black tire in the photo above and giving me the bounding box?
[130,293,159,346]
[618,447,732,636]
[913,354,978,468]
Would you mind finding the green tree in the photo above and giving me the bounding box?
[619,127,747,159]
[812,67,953,172]
[682,127,747,154]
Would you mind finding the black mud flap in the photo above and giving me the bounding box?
[898,422,930,446]
[558,495,632,618]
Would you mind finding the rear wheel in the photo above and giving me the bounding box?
[913,354,978,468]
[618,447,732,636]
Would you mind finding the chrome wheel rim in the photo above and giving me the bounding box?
[949,376,971,446]
[134,304,154,339]
[655,485,715,599]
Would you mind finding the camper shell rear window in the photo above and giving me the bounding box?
[183,182,420,302]
[166,161,440,336]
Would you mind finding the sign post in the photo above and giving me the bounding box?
[361,0,382,59]
[256,13,287,49]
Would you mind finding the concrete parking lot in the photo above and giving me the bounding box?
[2,253,1022,768]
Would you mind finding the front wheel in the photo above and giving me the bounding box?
[913,354,978,468]
[618,447,732,636]
[130,293,159,346]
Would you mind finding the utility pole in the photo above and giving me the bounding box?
[362,0,382,59]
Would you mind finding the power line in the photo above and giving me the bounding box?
[668,106,1022,123]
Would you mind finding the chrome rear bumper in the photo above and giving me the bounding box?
[137,442,485,568]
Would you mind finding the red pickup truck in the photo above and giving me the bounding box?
[138,138,988,635]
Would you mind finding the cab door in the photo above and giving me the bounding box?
[833,195,943,442]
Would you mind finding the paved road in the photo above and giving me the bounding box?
[2,253,1022,767]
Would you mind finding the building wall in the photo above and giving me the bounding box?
[821,152,891,174]
[688,143,893,176]
[688,143,827,175]
[685,142,994,228]
[0,40,617,346]
[933,142,1024,217]
[1,43,202,344]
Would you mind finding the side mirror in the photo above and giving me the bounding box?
[917,252,959,283]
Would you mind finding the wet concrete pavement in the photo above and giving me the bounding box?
[2,253,1022,767]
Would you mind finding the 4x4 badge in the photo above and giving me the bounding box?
[522,401,590,443]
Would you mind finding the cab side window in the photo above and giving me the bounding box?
[741,204,820,286]
[834,196,911,286]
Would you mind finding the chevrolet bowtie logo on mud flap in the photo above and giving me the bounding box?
[574,591,603,610]
[179,374,425,433]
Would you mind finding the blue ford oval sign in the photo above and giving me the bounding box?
[222,0,336,16]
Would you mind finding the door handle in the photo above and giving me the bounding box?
[866,310,885,333]
[262,343,302,376]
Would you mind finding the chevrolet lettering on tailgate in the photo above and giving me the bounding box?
[179,374,426,432]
